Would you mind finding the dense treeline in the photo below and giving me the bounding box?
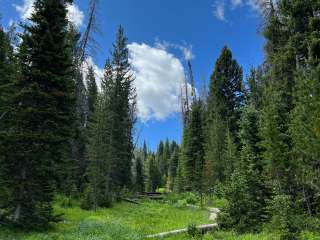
[0,0,319,237]
[0,0,137,229]
[174,0,320,238]
[140,0,320,237]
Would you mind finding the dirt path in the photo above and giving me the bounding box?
[207,207,220,221]
[145,205,221,238]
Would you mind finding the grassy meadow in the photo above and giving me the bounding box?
[0,195,319,240]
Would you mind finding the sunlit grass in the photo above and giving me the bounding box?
[1,198,318,240]
[0,200,209,240]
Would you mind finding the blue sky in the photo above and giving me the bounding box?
[0,0,265,150]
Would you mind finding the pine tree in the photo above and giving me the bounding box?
[0,24,16,211]
[1,0,75,228]
[108,26,136,192]
[86,66,98,121]
[220,104,268,232]
[85,94,112,210]
[0,25,15,121]
[181,99,206,191]
[167,146,180,191]
[86,26,136,203]
[156,141,165,185]
[162,139,171,182]
[146,154,161,192]
[207,46,244,139]
[204,46,244,185]
[142,140,148,162]
[290,66,320,214]
[135,156,145,192]
[224,129,237,180]
[174,156,184,193]
[204,112,227,186]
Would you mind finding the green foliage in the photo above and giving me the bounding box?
[181,99,206,192]
[167,147,180,191]
[135,156,144,192]
[187,224,201,239]
[207,46,244,138]
[85,26,136,207]
[1,0,75,229]
[204,46,244,186]
[290,66,320,214]
[86,65,98,121]
[266,194,297,240]
[0,200,209,240]
[219,168,263,232]
[145,154,161,192]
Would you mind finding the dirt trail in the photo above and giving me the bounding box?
[207,207,220,221]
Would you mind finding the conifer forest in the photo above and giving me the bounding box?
[0,0,320,239]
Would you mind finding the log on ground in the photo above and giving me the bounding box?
[145,223,218,238]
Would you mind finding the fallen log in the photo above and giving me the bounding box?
[121,198,140,204]
[145,223,218,238]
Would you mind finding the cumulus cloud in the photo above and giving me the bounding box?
[13,0,84,28]
[155,39,195,61]
[66,3,84,28]
[128,43,187,121]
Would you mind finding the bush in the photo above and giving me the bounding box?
[183,192,199,205]
[299,231,320,240]
[218,168,266,233]
[166,192,200,206]
[173,199,188,208]
[187,223,202,239]
[266,194,297,240]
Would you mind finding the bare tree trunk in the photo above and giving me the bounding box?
[13,167,26,222]
[302,185,312,216]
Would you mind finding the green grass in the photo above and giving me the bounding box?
[0,200,209,240]
[1,198,319,240]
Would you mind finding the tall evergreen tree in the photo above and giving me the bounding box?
[108,26,136,192]
[0,24,16,210]
[290,66,320,214]
[146,154,161,192]
[86,26,136,203]
[0,25,15,121]
[86,66,98,120]
[181,99,206,191]
[156,141,165,184]
[85,93,112,210]
[207,46,244,139]
[204,46,244,185]
[167,145,180,191]
[1,0,75,228]
[135,156,145,192]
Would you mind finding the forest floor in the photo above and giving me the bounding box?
[0,196,317,240]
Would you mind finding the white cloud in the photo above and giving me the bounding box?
[13,0,84,28]
[246,0,269,13]
[212,0,272,21]
[128,43,187,121]
[213,1,226,21]
[81,57,104,89]
[13,0,34,20]
[155,39,195,61]
[66,3,84,28]
[231,0,242,7]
